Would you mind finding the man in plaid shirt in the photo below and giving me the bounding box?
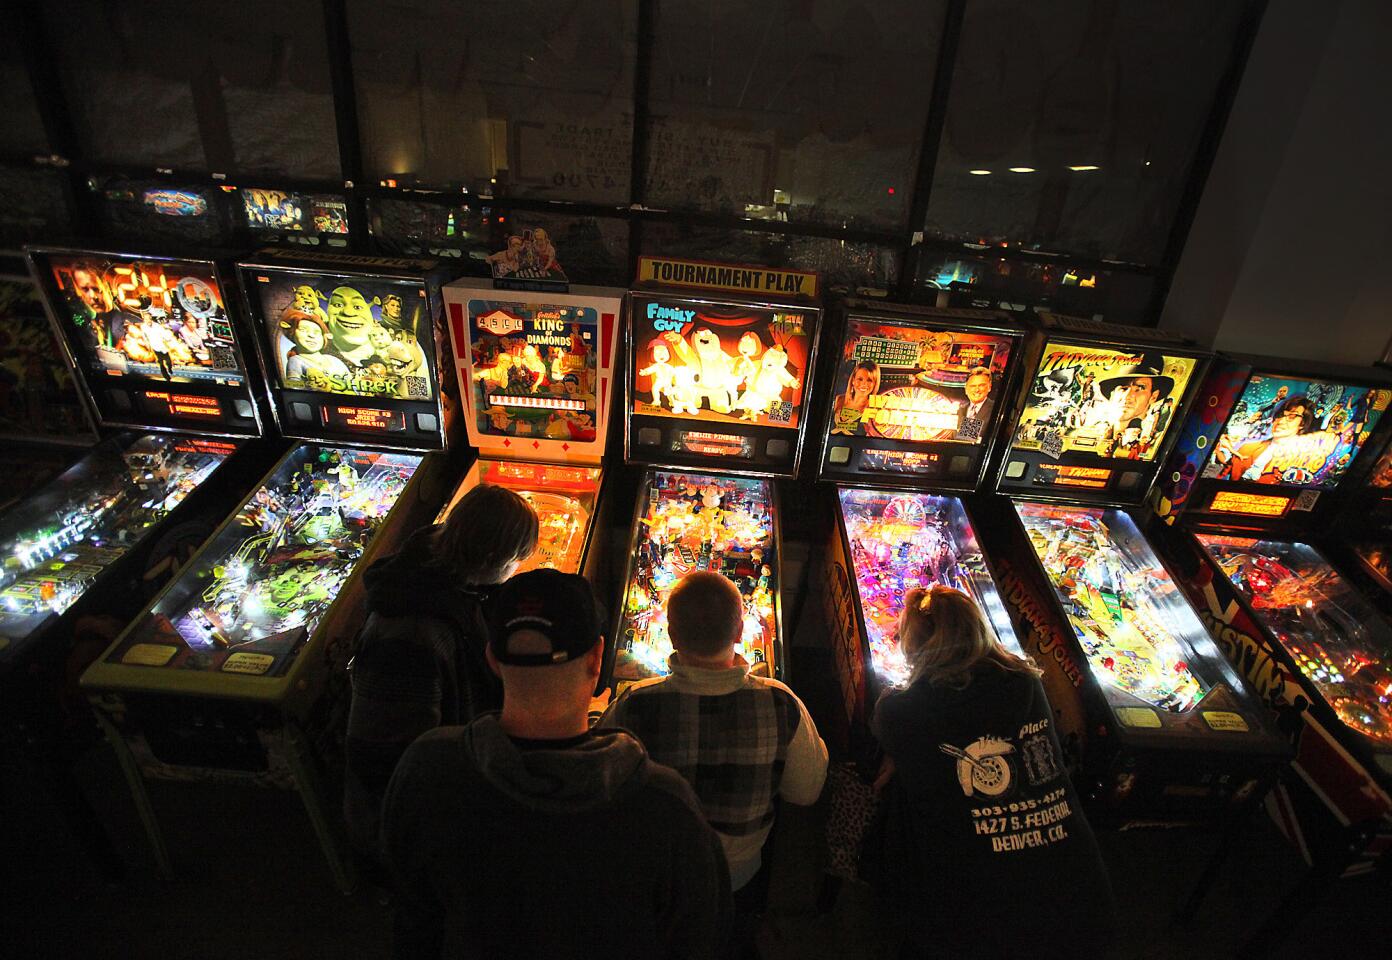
[599,571,828,894]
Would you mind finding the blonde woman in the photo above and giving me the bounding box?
[871,586,1115,959]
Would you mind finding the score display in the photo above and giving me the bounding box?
[141,391,224,421]
[322,405,406,433]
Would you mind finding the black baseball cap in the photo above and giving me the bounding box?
[488,569,601,666]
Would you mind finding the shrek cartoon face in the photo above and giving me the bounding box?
[326,286,373,352]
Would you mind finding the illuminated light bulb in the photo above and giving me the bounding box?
[968,169,992,176]
[1068,165,1100,172]
[1008,167,1036,173]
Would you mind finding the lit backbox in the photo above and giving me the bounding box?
[829,321,1013,445]
[466,298,600,444]
[631,298,813,430]
[249,269,436,403]
[38,252,245,388]
[1012,342,1196,463]
[1201,374,1389,489]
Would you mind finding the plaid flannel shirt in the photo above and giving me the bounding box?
[599,655,828,887]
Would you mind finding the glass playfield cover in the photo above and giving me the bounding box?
[1015,502,1214,712]
[105,445,420,678]
[615,470,777,682]
[0,434,232,644]
[838,488,1022,688]
[1197,534,1392,745]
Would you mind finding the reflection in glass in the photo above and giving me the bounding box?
[107,446,421,677]
[840,489,1022,688]
[0,435,232,643]
[1200,535,1392,745]
[1016,502,1211,711]
[349,0,636,202]
[646,1,945,230]
[45,0,339,177]
[924,0,1248,263]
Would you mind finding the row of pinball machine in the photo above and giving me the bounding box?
[2,244,1392,924]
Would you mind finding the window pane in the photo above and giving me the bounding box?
[644,1,946,231]
[639,223,899,293]
[924,0,1249,264]
[44,0,339,178]
[370,199,630,286]
[0,167,71,247]
[918,250,1158,325]
[349,0,636,203]
[92,177,233,247]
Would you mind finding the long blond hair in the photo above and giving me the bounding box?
[899,585,1039,688]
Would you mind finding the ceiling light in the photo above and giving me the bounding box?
[1068,165,1100,172]
[969,169,992,176]
[1008,167,1035,173]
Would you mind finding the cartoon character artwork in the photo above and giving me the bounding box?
[1203,374,1389,489]
[737,346,801,421]
[638,342,676,408]
[252,271,434,401]
[632,301,813,429]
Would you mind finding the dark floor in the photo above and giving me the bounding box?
[2,739,1388,960]
[3,546,1389,959]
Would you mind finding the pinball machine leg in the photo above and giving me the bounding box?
[283,722,356,895]
[95,711,171,876]
[1234,822,1373,960]
[1175,788,1262,920]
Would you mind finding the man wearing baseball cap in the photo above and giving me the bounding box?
[382,569,731,959]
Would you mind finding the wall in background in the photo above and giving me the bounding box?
[1164,0,1392,365]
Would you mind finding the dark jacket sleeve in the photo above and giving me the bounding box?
[870,687,919,762]
[344,617,450,848]
[661,789,734,960]
[382,741,447,960]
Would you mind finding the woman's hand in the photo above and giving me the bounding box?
[873,754,896,792]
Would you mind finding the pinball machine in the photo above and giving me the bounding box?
[11,245,272,685]
[0,269,97,510]
[80,250,461,890]
[811,301,1028,756]
[436,277,622,578]
[611,287,822,686]
[976,314,1289,822]
[6,244,273,876]
[1151,353,1392,882]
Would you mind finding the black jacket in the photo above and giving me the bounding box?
[873,666,1116,959]
[343,528,501,852]
[384,718,732,960]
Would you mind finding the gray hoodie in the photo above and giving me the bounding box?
[383,716,732,960]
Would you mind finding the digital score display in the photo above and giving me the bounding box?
[1209,490,1292,518]
[174,438,239,457]
[321,405,406,433]
[1053,466,1113,490]
[861,449,942,475]
[672,430,753,459]
[143,391,224,420]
